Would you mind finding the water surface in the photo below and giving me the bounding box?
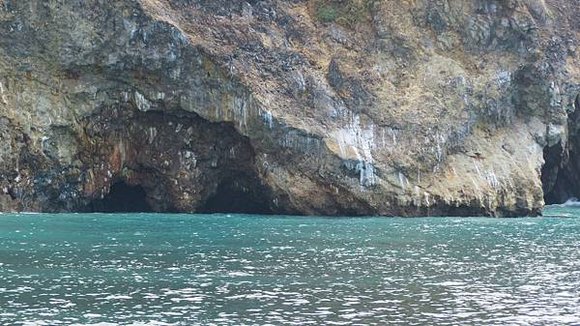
[0,206,579,325]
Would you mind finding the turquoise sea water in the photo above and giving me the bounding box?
[0,206,579,325]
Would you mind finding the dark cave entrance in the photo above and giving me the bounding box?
[198,176,274,215]
[88,181,153,213]
[79,105,283,215]
[542,94,580,204]
[541,141,570,204]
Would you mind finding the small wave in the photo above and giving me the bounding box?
[560,198,580,207]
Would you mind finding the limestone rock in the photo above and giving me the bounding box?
[0,0,578,216]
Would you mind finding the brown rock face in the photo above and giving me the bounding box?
[0,0,578,216]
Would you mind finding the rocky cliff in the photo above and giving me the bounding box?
[0,0,578,216]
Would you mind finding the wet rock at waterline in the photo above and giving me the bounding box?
[0,0,578,216]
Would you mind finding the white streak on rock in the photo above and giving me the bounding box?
[261,110,273,129]
[147,127,157,144]
[134,91,151,112]
[333,114,378,186]
[0,82,7,104]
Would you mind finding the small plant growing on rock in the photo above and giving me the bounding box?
[311,0,376,27]
[317,5,338,23]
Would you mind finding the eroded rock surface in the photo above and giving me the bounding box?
[0,0,578,216]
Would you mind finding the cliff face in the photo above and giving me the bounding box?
[0,0,578,216]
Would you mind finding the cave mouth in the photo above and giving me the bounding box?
[198,177,274,215]
[88,181,153,213]
[80,105,282,215]
[542,96,580,205]
[541,141,570,204]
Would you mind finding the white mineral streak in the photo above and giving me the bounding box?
[333,114,377,187]
[40,136,50,151]
[398,171,408,190]
[118,139,126,166]
[260,109,274,129]
[134,91,152,112]
[0,81,7,104]
[232,96,248,129]
[147,127,157,144]
[486,169,500,189]
[496,70,511,87]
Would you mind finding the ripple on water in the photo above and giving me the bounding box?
[0,212,579,325]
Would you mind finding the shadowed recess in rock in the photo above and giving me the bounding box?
[542,96,580,204]
[542,141,567,204]
[87,181,153,213]
[198,177,274,215]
